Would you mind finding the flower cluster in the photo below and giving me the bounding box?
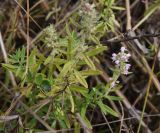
[112,47,131,75]
[43,25,58,48]
[78,2,99,34]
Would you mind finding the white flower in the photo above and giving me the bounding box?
[123,70,129,75]
[111,53,117,61]
[115,60,120,65]
[126,53,131,57]
[112,53,117,57]
[121,47,126,52]
[111,47,131,75]
[122,64,131,75]
[121,55,128,62]
[125,64,131,70]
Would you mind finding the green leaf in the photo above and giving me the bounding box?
[74,70,88,88]
[63,114,71,128]
[15,66,24,77]
[90,35,100,45]
[82,54,96,70]
[70,18,81,27]
[44,55,52,65]
[97,101,118,117]
[51,120,57,128]
[86,46,107,57]
[94,23,107,37]
[59,120,67,128]
[25,84,33,97]
[8,47,26,65]
[80,70,102,76]
[67,39,72,60]
[37,52,46,62]
[58,60,75,78]
[34,73,44,85]
[2,63,18,73]
[69,85,88,96]
[81,115,92,129]
[27,71,34,82]
[53,58,67,65]
[104,95,123,101]
[68,90,75,113]
[41,79,51,92]
[26,118,37,128]
[81,104,88,118]
[29,48,37,66]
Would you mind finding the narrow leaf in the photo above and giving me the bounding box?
[80,70,102,76]
[104,95,123,101]
[82,54,96,70]
[74,70,88,88]
[69,85,88,95]
[97,101,118,117]
[69,90,75,113]
[59,60,75,78]
[86,46,107,57]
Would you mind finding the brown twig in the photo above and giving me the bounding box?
[127,41,160,92]
[125,0,132,30]
[102,112,114,133]
[0,115,19,122]
[137,45,160,133]
[14,0,42,30]
[101,32,160,44]
[40,113,160,133]
[0,31,17,87]
[25,0,30,77]
[119,101,125,133]
[76,113,92,133]
[0,82,56,132]
[95,63,152,133]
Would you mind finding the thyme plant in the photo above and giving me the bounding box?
[2,0,130,131]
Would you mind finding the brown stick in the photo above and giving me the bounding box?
[76,113,92,133]
[0,31,17,87]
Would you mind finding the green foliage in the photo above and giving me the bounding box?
[98,0,124,32]
[144,0,160,16]
[3,47,26,77]
[2,1,125,130]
